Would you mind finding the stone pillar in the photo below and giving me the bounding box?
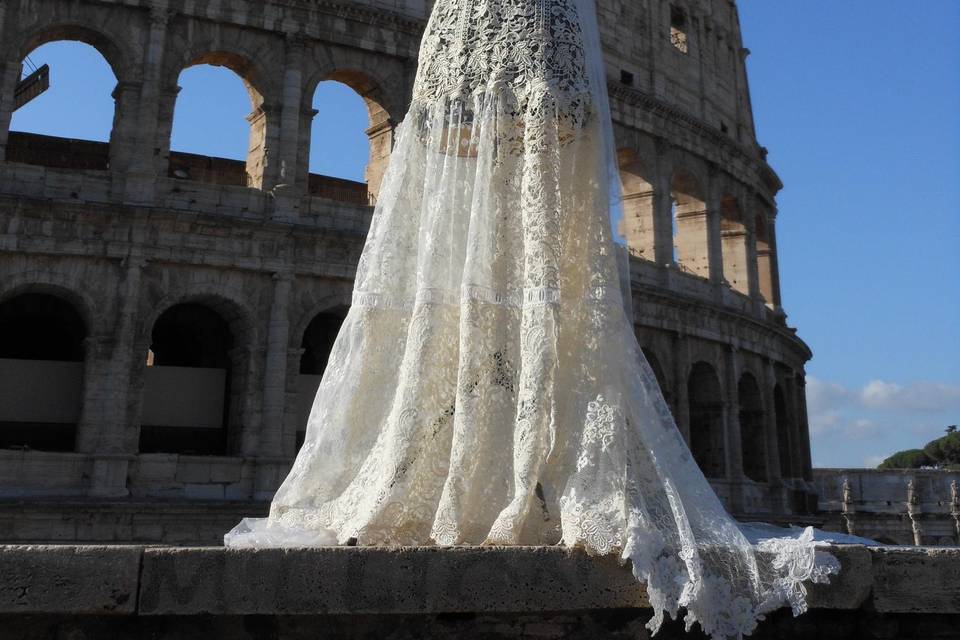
[153,84,181,182]
[906,479,924,546]
[124,4,172,204]
[75,335,116,455]
[723,347,745,501]
[762,358,785,513]
[246,102,282,191]
[271,35,306,221]
[0,59,21,163]
[296,105,319,192]
[283,346,306,456]
[765,215,784,310]
[744,196,762,301]
[108,80,143,195]
[705,166,725,288]
[234,344,263,458]
[795,373,813,481]
[365,117,396,203]
[653,151,674,267]
[672,333,690,444]
[841,476,857,536]
[0,0,12,161]
[260,272,293,456]
[785,369,805,479]
[756,211,783,311]
[762,359,783,482]
[88,256,146,497]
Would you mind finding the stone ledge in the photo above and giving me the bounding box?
[0,544,957,618]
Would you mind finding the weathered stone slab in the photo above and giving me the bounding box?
[805,545,873,610]
[871,546,960,613]
[0,545,141,614]
[138,546,648,615]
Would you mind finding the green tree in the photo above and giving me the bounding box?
[923,431,960,468]
[878,449,934,470]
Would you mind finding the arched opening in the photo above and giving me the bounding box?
[7,39,118,170]
[641,347,672,408]
[168,53,266,188]
[308,71,392,204]
[618,149,656,261]
[755,209,778,307]
[139,303,236,455]
[688,362,726,478]
[738,373,767,482]
[295,311,347,449]
[720,195,749,294]
[0,292,86,451]
[774,384,794,479]
[671,170,709,278]
[307,80,372,205]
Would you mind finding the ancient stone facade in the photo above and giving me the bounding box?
[815,469,960,546]
[0,0,814,543]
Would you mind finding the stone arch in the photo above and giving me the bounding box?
[688,361,726,478]
[738,372,767,482]
[136,291,258,456]
[0,270,105,337]
[304,63,399,203]
[15,23,135,84]
[7,24,134,171]
[300,310,348,376]
[641,346,671,405]
[163,41,277,189]
[774,383,794,479]
[720,193,749,294]
[293,305,349,450]
[617,148,656,261]
[0,289,88,451]
[670,168,709,278]
[290,288,353,350]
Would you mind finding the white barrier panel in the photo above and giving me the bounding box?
[141,366,226,428]
[0,359,82,423]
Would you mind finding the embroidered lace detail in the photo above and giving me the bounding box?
[225,1,840,638]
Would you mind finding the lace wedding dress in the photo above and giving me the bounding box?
[225,0,840,636]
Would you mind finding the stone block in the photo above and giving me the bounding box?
[0,545,140,614]
[870,546,960,613]
[138,546,648,616]
[805,545,872,610]
[209,459,243,484]
[184,483,225,500]
[175,460,211,484]
[131,454,178,484]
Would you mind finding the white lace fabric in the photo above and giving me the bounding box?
[225,0,840,637]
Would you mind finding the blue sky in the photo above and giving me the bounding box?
[9,2,959,468]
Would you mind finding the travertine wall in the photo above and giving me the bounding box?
[0,0,814,542]
[815,469,960,546]
[2,544,960,639]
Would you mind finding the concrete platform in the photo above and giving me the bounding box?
[0,544,958,639]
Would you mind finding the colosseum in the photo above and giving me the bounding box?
[0,0,816,543]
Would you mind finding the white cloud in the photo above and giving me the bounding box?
[807,377,960,416]
[806,376,851,412]
[860,380,960,412]
[807,376,959,468]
